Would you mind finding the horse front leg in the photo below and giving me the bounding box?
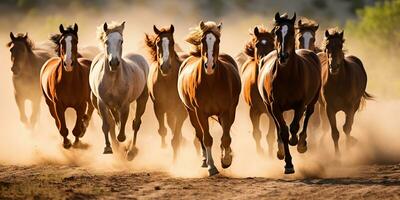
[82,100,94,131]
[15,94,28,126]
[271,103,294,174]
[343,107,357,149]
[188,109,207,167]
[219,110,235,169]
[29,96,41,129]
[297,104,315,153]
[54,103,70,149]
[267,105,284,160]
[289,106,305,146]
[154,103,167,148]
[98,102,113,154]
[72,103,88,149]
[249,106,263,155]
[196,111,218,176]
[326,106,340,155]
[127,87,149,161]
[266,111,276,157]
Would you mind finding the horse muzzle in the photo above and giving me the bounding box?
[160,64,171,75]
[278,52,289,65]
[329,66,340,75]
[204,63,215,75]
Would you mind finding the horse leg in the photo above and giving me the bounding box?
[29,97,41,129]
[266,111,276,157]
[297,104,315,153]
[116,105,129,143]
[343,107,357,149]
[249,106,263,155]
[196,111,218,176]
[319,100,330,145]
[267,105,284,160]
[289,106,305,146]
[54,103,70,149]
[219,110,235,169]
[326,107,340,155]
[167,112,181,163]
[15,94,27,126]
[154,103,167,148]
[82,100,94,131]
[188,109,207,167]
[271,103,294,174]
[127,87,149,161]
[72,103,87,149]
[99,102,113,154]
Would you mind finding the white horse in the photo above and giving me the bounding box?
[89,22,149,160]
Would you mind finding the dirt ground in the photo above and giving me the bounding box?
[0,163,399,199]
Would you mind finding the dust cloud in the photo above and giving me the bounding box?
[0,1,399,179]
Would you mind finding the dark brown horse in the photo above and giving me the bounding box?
[145,24,188,162]
[240,25,276,156]
[178,21,241,176]
[41,24,94,149]
[7,33,53,129]
[258,13,321,174]
[318,28,372,154]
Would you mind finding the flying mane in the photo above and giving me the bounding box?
[185,21,221,57]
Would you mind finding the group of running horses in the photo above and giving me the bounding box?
[7,12,372,175]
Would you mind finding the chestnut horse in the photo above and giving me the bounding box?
[41,24,94,148]
[7,33,53,129]
[318,29,372,154]
[240,26,276,156]
[145,24,188,162]
[90,22,149,160]
[178,21,241,176]
[258,13,321,174]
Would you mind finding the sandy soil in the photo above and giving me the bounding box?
[0,164,399,199]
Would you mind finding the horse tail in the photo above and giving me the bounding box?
[359,91,374,111]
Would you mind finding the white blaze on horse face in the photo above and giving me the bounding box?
[281,25,288,51]
[64,36,73,71]
[161,37,169,64]
[303,31,313,50]
[107,32,123,63]
[205,33,216,74]
[261,39,267,45]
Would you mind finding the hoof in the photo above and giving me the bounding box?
[208,167,219,176]
[297,143,307,153]
[284,166,295,174]
[103,146,113,154]
[73,140,89,149]
[126,146,138,161]
[63,139,72,149]
[289,135,298,146]
[117,134,126,142]
[277,142,285,160]
[221,155,232,169]
[201,159,208,168]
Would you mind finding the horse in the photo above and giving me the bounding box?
[318,29,372,154]
[258,13,321,174]
[40,24,94,149]
[90,22,149,160]
[178,21,241,176]
[7,32,53,129]
[240,25,276,156]
[295,18,321,52]
[145,24,188,162]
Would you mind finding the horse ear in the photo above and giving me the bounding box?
[170,24,174,33]
[217,22,222,31]
[325,30,330,38]
[23,32,28,39]
[153,25,160,34]
[339,30,344,39]
[10,32,15,40]
[254,27,260,37]
[120,21,125,30]
[274,12,280,22]
[199,21,205,30]
[315,24,319,31]
[291,13,296,23]
[59,24,65,34]
[74,23,78,33]
[103,22,108,32]
[298,19,302,26]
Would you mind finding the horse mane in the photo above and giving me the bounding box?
[185,21,221,57]
[296,17,318,30]
[97,21,124,43]
[50,25,78,56]
[244,25,271,58]
[6,33,35,51]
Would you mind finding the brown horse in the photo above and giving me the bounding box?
[240,25,276,156]
[178,21,241,176]
[41,24,94,149]
[7,33,53,129]
[258,13,321,174]
[145,24,188,162]
[295,18,321,52]
[318,28,372,154]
